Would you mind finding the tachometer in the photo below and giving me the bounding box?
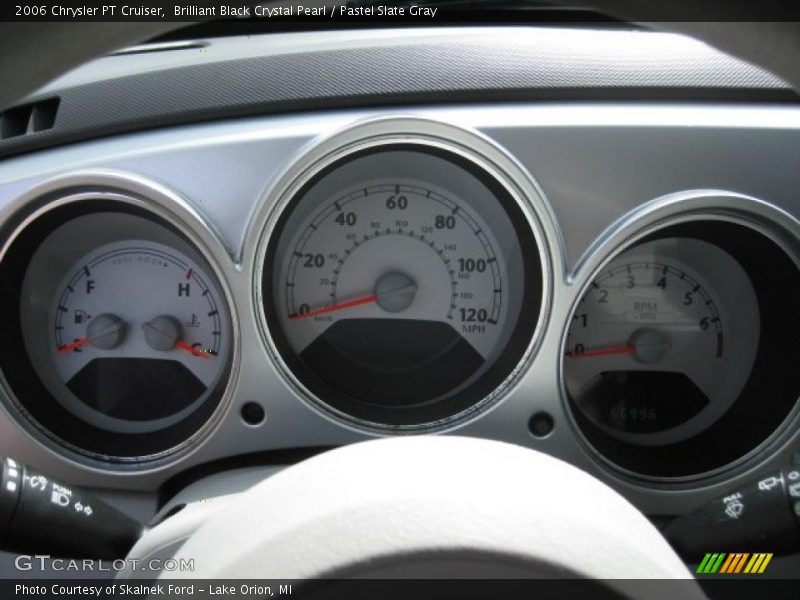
[564,237,759,446]
[262,144,544,429]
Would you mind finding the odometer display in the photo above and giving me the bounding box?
[262,146,543,428]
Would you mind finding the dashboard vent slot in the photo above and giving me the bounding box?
[0,97,60,139]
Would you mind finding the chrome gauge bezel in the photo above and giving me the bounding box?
[0,171,240,469]
[253,117,554,434]
[560,190,800,486]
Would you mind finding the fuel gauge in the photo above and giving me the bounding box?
[49,240,230,434]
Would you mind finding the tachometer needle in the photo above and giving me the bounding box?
[565,345,635,359]
[175,340,212,359]
[289,293,378,320]
[57,338,90,353]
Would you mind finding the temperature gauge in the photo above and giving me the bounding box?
[48,240,230,434]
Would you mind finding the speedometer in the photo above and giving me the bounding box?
[261,143,545,429]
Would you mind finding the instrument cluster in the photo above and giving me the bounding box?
[0,116,798,494]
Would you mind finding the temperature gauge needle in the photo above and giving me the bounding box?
[565,345,635,359]
[289,293,378,320]
[175,340,212,359]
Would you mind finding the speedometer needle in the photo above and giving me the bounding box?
[289,294,378,320]
[565,345,635,359]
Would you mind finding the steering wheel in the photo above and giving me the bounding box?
[122,437,706,593]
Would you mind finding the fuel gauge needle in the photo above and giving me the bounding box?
[57,338,90,353]
[565,345,635,359]
[57,314,127,353]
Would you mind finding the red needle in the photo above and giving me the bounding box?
[566,345,635,359]
[176,340,211,359]
[57,338,90,353]
[289,293,378,320]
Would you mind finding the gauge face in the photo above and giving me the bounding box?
[0,204,235,461]
[48,241,229,433]
[264,146,543,427]
[564,238,759,446]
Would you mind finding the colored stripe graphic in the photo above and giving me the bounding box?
[720,553,745,574]
[719,553,736,573]
[744,553,773,574]
[697,553,726,574]
[697,552,773,574]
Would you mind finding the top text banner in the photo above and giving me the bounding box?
[3,2,478,22]
[2,1,799,22]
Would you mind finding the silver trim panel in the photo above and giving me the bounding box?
[0,105,797,520]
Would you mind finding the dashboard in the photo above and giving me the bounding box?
[0,26,800,551]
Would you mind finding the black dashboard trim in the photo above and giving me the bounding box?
[0,29,794,159]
